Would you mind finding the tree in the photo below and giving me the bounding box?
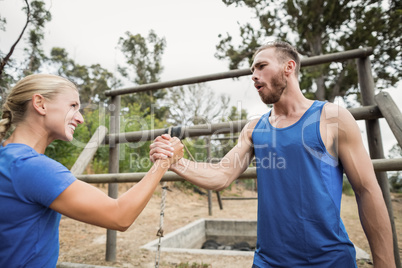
[0,0,51,93]
[165,83,231,127]
[216,0,401,104]
[212,105,248,159]
[22,0,51,76]
[164,83,232,162]
[49,47,117,105]
[118,30,167,118]
[118,102,166,173]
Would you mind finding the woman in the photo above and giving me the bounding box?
[0,74,182,267]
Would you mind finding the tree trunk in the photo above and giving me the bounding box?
[309,35,326,101]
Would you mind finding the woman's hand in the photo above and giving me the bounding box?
[150,134,183,165]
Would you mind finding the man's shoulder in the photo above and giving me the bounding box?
[245,116,264,133]
[248,117,262,129]
[321,102,354,123]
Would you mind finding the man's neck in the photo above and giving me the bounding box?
[271,82,313,117]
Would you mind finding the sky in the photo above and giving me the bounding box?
[0,0,401,154]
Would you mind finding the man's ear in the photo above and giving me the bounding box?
[32,94,47,115]
[284,60,296,76]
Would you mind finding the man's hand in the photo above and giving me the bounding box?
[150,134,183,165]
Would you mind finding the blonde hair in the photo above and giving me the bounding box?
[0,74,78,140]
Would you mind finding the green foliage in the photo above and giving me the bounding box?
[44,101,169,174]
[1,0,51,99]
[22,0,52,76]
[227,105,248,121]
[44,106,108,170]
[0,15,6,32]
[212,106,248,158]
[44,102,167,174]
[49,47,117,105]
[388,144,402,192]
[119,102,166,173]
[342,177,355,196]
[118,30,168,118]
[217,0,402,104]
[389,173,402,193]
[1,4,171,174]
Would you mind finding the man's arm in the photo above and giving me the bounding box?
[324,104,395,267]
[50,137,183,232]
[150,119,259,191]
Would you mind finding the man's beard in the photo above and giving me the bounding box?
[259,70,287,104]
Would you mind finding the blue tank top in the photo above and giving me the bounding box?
[252,101,357,267]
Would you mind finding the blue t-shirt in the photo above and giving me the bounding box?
[252,101,357,267]
[0,143,76,267]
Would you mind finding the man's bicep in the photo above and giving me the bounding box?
[337,112,377,193]
[223,121,256,173]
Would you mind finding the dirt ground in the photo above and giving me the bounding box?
[57,182,402,268]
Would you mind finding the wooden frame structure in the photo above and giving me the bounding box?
[72,47,402,267]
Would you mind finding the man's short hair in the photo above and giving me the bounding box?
[253,41,301,76]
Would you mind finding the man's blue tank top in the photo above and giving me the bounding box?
[252,101,357,267]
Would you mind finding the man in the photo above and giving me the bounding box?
[150,41,394,267]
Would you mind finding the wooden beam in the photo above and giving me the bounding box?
[105,47,373,97]
[105,105,382,145]
[375,92,402,148]
[77,159,402,184]
[70,126,108,176]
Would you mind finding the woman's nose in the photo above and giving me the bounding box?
[75,111,84,124]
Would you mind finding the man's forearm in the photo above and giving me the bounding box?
[357,190,395,267]
[170,158,234,191]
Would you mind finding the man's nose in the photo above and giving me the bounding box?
[252,71,259,82]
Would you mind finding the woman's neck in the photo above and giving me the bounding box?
[4,124,51,154]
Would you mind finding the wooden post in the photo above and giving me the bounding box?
[357,57,401,267]
[106,96,120,262]
[206,137,213,216]
[216,190,223,210]
[70,126,108,176]
[375,92,402,148]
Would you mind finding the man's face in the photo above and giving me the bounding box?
[251,48,287,105]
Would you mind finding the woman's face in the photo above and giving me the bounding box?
[45,87,84,142]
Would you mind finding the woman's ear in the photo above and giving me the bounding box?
[32,94,47,115]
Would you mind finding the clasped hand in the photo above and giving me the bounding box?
[150,134,184,166]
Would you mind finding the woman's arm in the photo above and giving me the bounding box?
[49,137,183,231]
